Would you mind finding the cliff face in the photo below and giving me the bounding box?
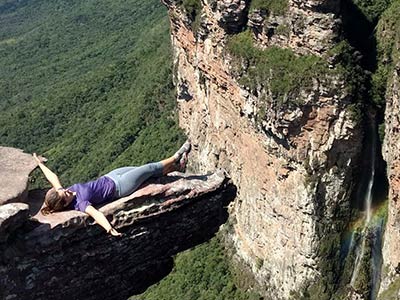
[380,63,400,296]
[162,0,362,298]
[0,148,234,300]
[379,1,400,293]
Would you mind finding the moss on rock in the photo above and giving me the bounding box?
[181,0,202,32]
[372,0,400,108]
[378,277,400,300]
[226,30,330,109]
[131,235,263,300]
[249,0,289,15]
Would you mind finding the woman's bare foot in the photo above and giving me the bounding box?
[178,152,188,172]
[174,140,191,161]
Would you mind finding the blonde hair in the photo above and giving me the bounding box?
[41,188,66,215]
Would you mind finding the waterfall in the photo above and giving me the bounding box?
[349,121,376,290]
[365,126,377,224]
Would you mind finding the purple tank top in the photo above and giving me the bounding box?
[68,176,116,212]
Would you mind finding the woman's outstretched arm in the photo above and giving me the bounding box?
[33,153,62,190]
[85,205,122,236]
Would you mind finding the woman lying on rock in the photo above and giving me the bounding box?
[33,141,191,236]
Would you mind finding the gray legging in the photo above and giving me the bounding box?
[105,162,164,198]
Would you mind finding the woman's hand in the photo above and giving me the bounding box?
[108,228,122,237]
[85,206,123,237]
[33,153,62,189]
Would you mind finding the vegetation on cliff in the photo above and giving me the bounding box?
[342,0,396,142]
[181,0,202,20]
[226,0,395,121]
[249,0,289,15]
[226,30,329,108]
[225,29,366,129]
[373,0,400,108]
[352,0,394,22]
[131,235,261,300]
[379,277,400,300]
[181,0,202,32]
[328,40,368,122]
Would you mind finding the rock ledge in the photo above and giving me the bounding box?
[1,167,234,300]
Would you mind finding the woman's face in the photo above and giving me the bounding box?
[57,188,75,206]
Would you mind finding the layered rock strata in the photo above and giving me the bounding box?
[0,164,234,300]
[162,0,362,297]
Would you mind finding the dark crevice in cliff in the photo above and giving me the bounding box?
[337,114,388,299]
[340,0,389,209]
[341,0,377,72]
[338,1,389,299]
[351,113,388,211]
[218,0,250,34]
[340,0,388,132]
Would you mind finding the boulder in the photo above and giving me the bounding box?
[0,203,29,243]
[0,147,37,205]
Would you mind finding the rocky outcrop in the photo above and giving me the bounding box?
[0,202,30,243]
[162,0,362,298]
[375,1,400,295]
[249,0,341,56]
[380,64,400,295]
[0,147,37,205]
[0,149,234,300]
[217,0,248,34]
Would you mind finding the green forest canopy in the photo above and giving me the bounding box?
[0,0,185,185]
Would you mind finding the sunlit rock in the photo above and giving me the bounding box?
[0,147,37,205]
